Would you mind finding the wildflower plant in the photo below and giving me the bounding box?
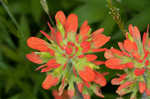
[105,24,150,99]
[26,11,110,98]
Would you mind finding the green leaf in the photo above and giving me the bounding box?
[19,15,30,40]
[122,0,150,11]
[31,0,42,22]
[0,44,20,62]
[126,7,150,30]
[0,15,19,38]
[73,0,107,25]
[101,15,116,35]
[8,94,21,99]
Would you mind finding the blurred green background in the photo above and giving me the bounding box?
[0,0,150,99]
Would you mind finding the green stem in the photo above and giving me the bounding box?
[67,61,83,99]
[1,0,27,54]
[142,72,148,99]
[0,0,19,28]
[0,0,25,39]
[73,82,84,99]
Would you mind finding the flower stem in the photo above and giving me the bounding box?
[67,61,83,99]
[73,82,84,99]
[142,92,147,99]
[142,72,148,99]
[0,0,19,28]
[106,0,127,35]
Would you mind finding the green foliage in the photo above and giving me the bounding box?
[0,0,149,99]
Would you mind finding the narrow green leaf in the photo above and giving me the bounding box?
[31,0,42,22]
[101,15,115,35]
[19,15,30,40]
[0,44,20,62]
[40,0,49,15]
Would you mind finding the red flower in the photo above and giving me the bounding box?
[26,52,43,64]
[105,58,127,70]
[105,24,150,97]
[78,66,95,82]
[139,81,146,94]
[111,74,127,85]
[26,11,110,98]
[42,74,59,90]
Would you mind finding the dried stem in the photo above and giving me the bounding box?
[107,0,127,35]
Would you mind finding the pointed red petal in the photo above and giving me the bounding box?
[79,21,90,39]
[80,41,91,53]
[27,37,49,51]
[110,48,123,56]
[92,28,104,37]
[65,14,78,33]
[80,21,88,30]
[52,90,63,99]
[92,61,105,65]
[111,74,127,85]
[26,52,42,64]
[111,78,121,85]
[65,47,73,55]
[83,81,91,88]
[128,24,134,36]
[55,11,66,25]
[128,24,141,40]
[125,62,134,68]
[85,54,97,61]
[124,39,137,52]
[104,49,114,59]
[146,88,150,96]
[79,66,95,82]
[134,26,141,40]
[139,81,146,93]
[134,68,145,76]
[94,87,104,98]
[77,83,84,93]
[117,81,133,92]
[67,90,74,98]
[105,58,126,69]
[92,33,110,48]
[58,78,66,96]
[47,22,55,36]
[94,72,106,87]
[143,33,148,51]
[56,32,63,45]
[46,59,61,68]
[92,48,107,52]
[35,64,46,71]
[41,66,52,72]
[83,94,91,99]
[118,42,131,57]
[105,58,121,66]
[40,30,51,40]
[73,67,77,77]
[42,74,58,90]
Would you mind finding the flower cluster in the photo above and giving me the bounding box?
[26,11,110,98]
[105,24,150,99]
